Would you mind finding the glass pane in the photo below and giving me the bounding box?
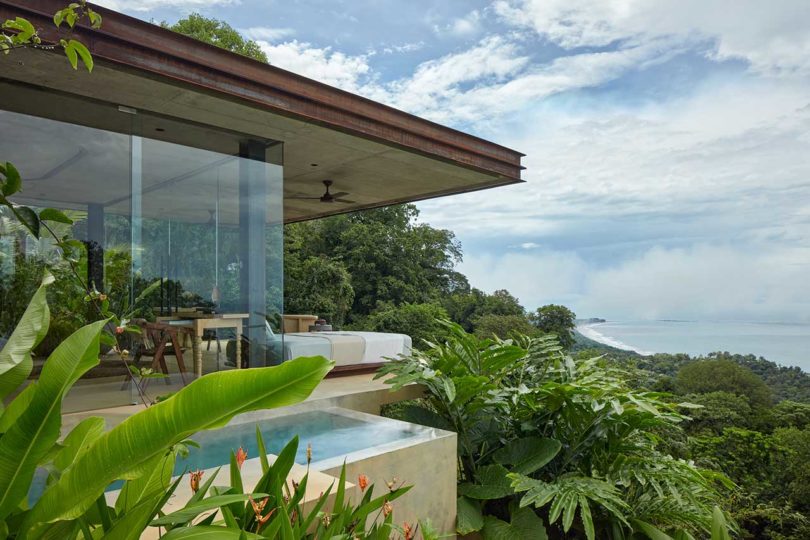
[0,83,284,412]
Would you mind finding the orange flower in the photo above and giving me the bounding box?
[403,522,414,540]
[250,496,275,530]
[250,495,268,517]
[383,501,393,517]
[115,326,125,335]
[189,470,204,493]
[358,474,369,492]
[235,447,247,469]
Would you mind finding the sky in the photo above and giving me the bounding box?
[97,0,810,323]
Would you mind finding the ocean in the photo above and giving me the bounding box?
[577,320,810,372]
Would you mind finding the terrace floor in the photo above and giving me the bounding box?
[62,369,422,435]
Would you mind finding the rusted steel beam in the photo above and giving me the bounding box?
[0,0,525,182]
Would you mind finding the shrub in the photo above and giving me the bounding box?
[378,323,734,539]
[363,303,450,349]
[676,359,772,408]
[472,313,539,340]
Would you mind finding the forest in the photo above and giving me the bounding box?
[287,204,810,539]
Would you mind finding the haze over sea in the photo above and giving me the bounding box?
[578,320,810,373]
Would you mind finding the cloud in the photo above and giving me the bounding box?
[257,40,371,92]
[243,26,295,42]
[493,0,810,76]
[94,0,238,12]
[434,10,484,39]
[458,243,810,322]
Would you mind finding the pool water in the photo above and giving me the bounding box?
[30,409,416,503]
[177,410,415,472]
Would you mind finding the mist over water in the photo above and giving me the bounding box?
[578,320,810,372]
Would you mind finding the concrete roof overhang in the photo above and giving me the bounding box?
[0,0,524,223]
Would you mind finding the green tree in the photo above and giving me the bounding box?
[676,359,772,408]
[682,391,754,435]
[163,13,268,62]
[363,303,449,349]
[443,287,526,332]
[529,304,576,349]
[472,313,538,340]
[284,255,354,326]
[285,205,464,323]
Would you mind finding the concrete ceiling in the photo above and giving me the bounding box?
[1,48,520,223]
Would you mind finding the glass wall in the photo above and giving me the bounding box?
[0,82,283,412]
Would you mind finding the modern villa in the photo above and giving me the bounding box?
[0,0,523,533]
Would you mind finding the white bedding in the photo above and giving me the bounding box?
[280,331,412,366]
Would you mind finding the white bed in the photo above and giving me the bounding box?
[277,331,412,367]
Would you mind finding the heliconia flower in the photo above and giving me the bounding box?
[250,495,269,517]
[306,443,312,464]
[115,326,125,335]
[322,514,331,527]
[403,522,414,540]
[98,294,108,301]
[358,474,369,492]
[235,447,247,469]
[386,476,400,492]
[189,470,204,493]
[383,501,393,517]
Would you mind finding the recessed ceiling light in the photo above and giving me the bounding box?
[310,163,318,167]
[155,127,165,132]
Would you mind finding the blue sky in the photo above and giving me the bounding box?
[100,0,810,322]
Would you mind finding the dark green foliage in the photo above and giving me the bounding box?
[676,359,772,408]
[379,324,733,539]
[362,302,450,349]
[284,255,354,326]
[472,313,539,340]
[529,304,576,349]
[682,391,754,435]
[284,205,465,324]
[163,13,268,62]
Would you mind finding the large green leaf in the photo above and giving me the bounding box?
[0,273,52,403]
[158,526,263,539]
[456,496,484,535]
[0,318,106,521]
[481,507,548,540]
[710,506,731,540]
[27,356,332,525]
[458,464,514,500]
[150,493,265,526]
[53,417,105,472]
[114,451,175,514]
[632,519,674,540]
[492,437,561,475]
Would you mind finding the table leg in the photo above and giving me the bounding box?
[193,334,203,378]
[235,322,242,369]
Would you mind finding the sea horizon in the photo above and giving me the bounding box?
[577,319,810,373]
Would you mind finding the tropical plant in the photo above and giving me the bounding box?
[379,322,734,539]
[149,428,414,538]
[0,275,333,537]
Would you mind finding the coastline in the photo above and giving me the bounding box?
[575,323,655,357]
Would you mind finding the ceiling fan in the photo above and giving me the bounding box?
[289,180,355,204]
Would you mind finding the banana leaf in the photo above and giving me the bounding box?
[26,355,332,526]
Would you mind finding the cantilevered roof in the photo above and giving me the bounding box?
[0,0,524,223]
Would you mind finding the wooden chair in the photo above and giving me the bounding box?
[129,321,191,388]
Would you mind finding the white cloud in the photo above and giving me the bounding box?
[94,0,238,12]
[257,40,371,93]
[243,26,295,42]
[493,0,810,76]
[434,10,484,39]
[581,244,810,322]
